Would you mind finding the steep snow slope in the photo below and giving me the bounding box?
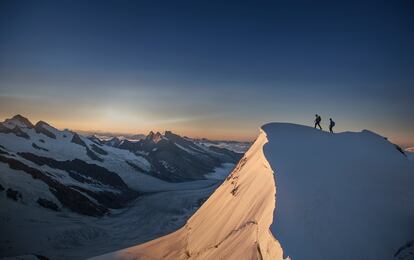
[92,123,414,260]
[91,128,283,259]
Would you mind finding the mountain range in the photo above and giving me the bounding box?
[1,117,413,260]
[0,114,243,217]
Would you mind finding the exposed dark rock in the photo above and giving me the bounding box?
[39,139,45,143]
[67,171,95,184]
[0,183,4,191]
[86,148,103,162]
[32,143,49,152]
[394,240,414,258]
[71,186,136,209]
[101,137,122,147]
[394,144,406,156]
[34,121,56,139]
[0,146,10,155]
[12,126,30,139]
[91,144,108,155]
[88,136,103,145]
[18,152,127,189]
[71,133,103,161]
[0,146,15,157]
[16,153,138,210]
[115,131,242,182]
[6,188,22,201]
[146,131,164,143]
[37,198,60,211]
[63,134,67,138]
[0,124,30,139]
[34,255,50,260]
[118,139,141,151]
[126,160,147,173]
[71,133,87,147]
[0,154,109,216]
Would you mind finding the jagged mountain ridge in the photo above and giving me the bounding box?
[0,115,242,217]
[101,130,243,182]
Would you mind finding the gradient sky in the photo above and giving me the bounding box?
[0,0,413,146]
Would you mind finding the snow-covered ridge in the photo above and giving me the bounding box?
[406,147,414,161]
[91,127,283,259]
[91,123,414,260]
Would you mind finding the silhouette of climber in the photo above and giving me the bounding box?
[314,114,322,130]
[329,118,335,133]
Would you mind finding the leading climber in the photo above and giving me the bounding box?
[329,118,335,133]
[314,114,322,130]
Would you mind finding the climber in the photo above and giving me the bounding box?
[329,118,335,133]
[314,114,322,130]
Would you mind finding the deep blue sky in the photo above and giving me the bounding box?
[0,0,413,145]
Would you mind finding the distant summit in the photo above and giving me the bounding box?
[34,121,57,139]
[104,129,243,181]
[3,114,35,128]
[145,131,165,143]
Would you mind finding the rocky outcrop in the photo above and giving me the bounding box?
[37,198,60,211]
[0,153,131,217]
[32,143,49,152]
[91,144,108,155]
[6,188,22,201]
[115,131,242,182]
[0,124,30,139]
[34,121,56,139]
[71,133,103,162]
[71,133,87,146]
[146,131,164,143]
[18,153,130,190]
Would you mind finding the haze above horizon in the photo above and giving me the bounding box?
[1,1,413,146]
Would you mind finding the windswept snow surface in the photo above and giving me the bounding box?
[92,123,414,260]
[262,123,414,260]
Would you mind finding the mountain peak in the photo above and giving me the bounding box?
[146,131,164,143]
[35,120,51,127]
[164,130,176,138]
[34,120,57,139]
[4,114,34,128]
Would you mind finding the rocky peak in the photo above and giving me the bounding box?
[4,114,34,128]
[71,133,87,147]
[35,120,51,127]
[34,121,57,139]
[164,130,179,139]
[146,131,164,143]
